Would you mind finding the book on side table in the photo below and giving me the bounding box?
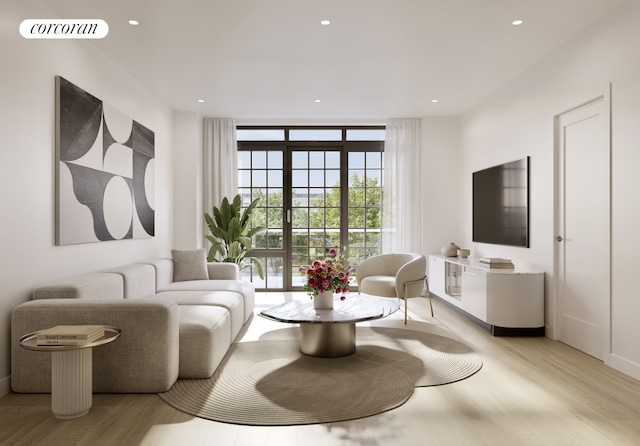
[36,325,105,345]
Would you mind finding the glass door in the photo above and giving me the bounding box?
[237,148,285,289]
[236,126,384,291]
[289,148,344,289]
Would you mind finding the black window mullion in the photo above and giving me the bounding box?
[340,146,349,253]
[282,145,292,292]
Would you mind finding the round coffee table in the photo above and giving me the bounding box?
[259,294,400,357]
[19,326,121,419]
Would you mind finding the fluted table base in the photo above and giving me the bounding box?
[51,349,92,419]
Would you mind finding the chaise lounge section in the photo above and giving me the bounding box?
[11,249,255,393]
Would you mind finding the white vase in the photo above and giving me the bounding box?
[313,290,334,310]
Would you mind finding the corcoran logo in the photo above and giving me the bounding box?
[19,19,109,39]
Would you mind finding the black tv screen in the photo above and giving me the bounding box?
[473,157,529,247]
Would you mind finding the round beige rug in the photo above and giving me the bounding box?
[158,326,482,425]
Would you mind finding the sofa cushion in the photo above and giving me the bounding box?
[178,305,231,378]
[360,275,397,298]
[158,279,255,323]
[139,258,173,290]
[172,249,208,282]
[140,258,241,284]
[206,262,239,280]
[105,264,156,299]
[156,290,245,340]
[32,273,124,300]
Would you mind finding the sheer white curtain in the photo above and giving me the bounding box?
[382,118,423,253]
[203,117,238,218]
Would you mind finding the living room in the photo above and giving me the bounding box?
[2,0,640,444]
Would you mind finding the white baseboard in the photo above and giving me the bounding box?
[606,353,640,382]
[0,375,10,398]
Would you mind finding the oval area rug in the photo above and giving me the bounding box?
[158,326,482,426]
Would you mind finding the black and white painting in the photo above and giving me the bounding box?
[56,76,155,245]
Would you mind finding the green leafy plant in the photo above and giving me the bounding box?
[204,194,266,279]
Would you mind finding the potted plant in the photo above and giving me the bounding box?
[204,194,266,279]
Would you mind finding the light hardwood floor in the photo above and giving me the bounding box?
[1,292,640,446]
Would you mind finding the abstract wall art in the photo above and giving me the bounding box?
[55,76,155,245]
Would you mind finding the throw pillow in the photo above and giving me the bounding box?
[172,249,209,282]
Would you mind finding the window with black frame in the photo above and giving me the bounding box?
[236,126,384,291]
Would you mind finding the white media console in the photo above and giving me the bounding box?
[429,255,544,336]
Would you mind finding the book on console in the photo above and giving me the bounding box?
[486,263,515,269]
[479,257,513,264]
[36,325,105,345]
[479,258,515,269]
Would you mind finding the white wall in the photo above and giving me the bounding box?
[459,1,640,379]
[421,117,460,257]
[172,111,203,249]
[0,1,174,395]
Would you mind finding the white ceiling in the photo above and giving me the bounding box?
[43,0,625,121]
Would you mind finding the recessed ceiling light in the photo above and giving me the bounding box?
[197,99,205,103]
[320,20,331,26]
[512,19,523,25]
[431,99,439,103]
[128,20,139,26]
[314,99,322,103]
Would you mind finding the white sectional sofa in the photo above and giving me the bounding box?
[11,249,255,393]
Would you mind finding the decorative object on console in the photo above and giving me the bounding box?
[457,249,470,258]
[441,242,460,257]
[299,247,352,309]
[55,76,155,245]
[204,194,266,279]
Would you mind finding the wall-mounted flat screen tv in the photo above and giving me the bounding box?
[473,157,529,247]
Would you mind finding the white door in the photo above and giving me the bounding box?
[555,96,610,360]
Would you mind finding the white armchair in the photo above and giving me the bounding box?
[355,253,432,324]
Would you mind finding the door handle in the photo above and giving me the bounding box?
[556,236,563,242]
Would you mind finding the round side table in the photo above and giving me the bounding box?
[19,326,121,419]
